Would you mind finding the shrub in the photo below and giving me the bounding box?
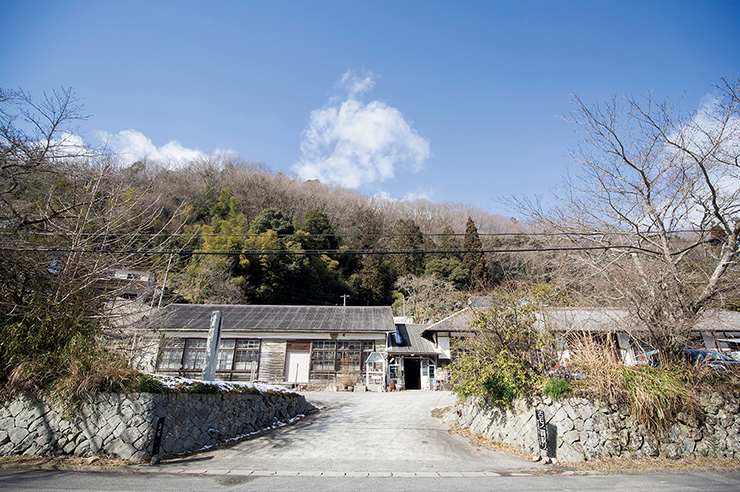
[483,373,516,404]
[187,382,220,394]
[133,374,167,394]
[542,377,573,399]
[449,286,556,404]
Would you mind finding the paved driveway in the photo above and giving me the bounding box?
[162,391,541,474]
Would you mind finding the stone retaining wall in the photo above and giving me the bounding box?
[0,390,315,462]
[445,392,740,462]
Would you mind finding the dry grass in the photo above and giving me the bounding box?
[0,455,129,468]
[568,334,703,431]
[3,345,143,415]
[430,406,452,418]
[564,455,740,473]
[448,426,535,460]
[336,372,362,389]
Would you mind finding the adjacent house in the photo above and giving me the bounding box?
[418,302,740,368]
[541,307,740,365]
[142,304,394,390]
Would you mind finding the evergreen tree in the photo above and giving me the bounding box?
[299,209,339,250]
[390,218,425,277]
[437,226,462,260]
[353,254,394,305]
[462,216,491,291]
[249,208,294,235]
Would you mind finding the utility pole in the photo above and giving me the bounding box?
[341,294,350,307]
[155,252,174,309]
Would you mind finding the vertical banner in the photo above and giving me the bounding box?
[536,409,548,451]
[151,417,165,458]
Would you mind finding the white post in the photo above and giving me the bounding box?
[202,310,222,381]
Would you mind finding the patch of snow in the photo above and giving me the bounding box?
[148,374,297,394]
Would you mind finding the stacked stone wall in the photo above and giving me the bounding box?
[0,391,314,462]
[446,392,740,462]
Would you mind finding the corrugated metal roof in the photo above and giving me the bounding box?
[149,304,395,333]
[387,324,439,355]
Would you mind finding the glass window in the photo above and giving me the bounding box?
[234,340,260,371]
[217,339,235,370]
[157,338,185,371]
[311,341,336,375]
[337,341,361,372]
[182,339,207,370]
[309,340,377,381]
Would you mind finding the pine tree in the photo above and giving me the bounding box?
[462,217,490,291]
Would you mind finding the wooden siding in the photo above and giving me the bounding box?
[259,339,287,382]
[375,337,387,353]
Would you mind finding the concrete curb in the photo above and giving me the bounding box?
[0,462,604,477]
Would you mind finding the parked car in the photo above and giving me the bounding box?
[684,349,740,368]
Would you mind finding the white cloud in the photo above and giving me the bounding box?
[97,129,217,167]
[402,188,433,202]
[339,69,375,99]
[664,91,740,226]
[370,188,433,204]
[293,70,432,189]
[49,131,89,160]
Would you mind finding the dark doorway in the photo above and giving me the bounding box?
[403,358,421,390]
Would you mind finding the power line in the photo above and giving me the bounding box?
[0,244,667,256]
[0,229,708,240]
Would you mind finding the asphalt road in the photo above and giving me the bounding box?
[2,469,740,492]
[159,390,539,474]
[2,391,740,490]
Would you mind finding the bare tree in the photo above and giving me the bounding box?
[516,78,740,363]
[0,88,175,393]
[394,274,466,323]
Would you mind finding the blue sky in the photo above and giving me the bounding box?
[2,1,738,215]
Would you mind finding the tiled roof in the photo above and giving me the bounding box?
[423,306,740,335]
[540,308,740,333]
[387,324,438,355]
[538,308,639,333]
[422,306,477,334]
[148,304,395,333]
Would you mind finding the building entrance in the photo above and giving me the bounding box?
[403,358,421,390]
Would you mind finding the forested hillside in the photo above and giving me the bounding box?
[122,155,545,320]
